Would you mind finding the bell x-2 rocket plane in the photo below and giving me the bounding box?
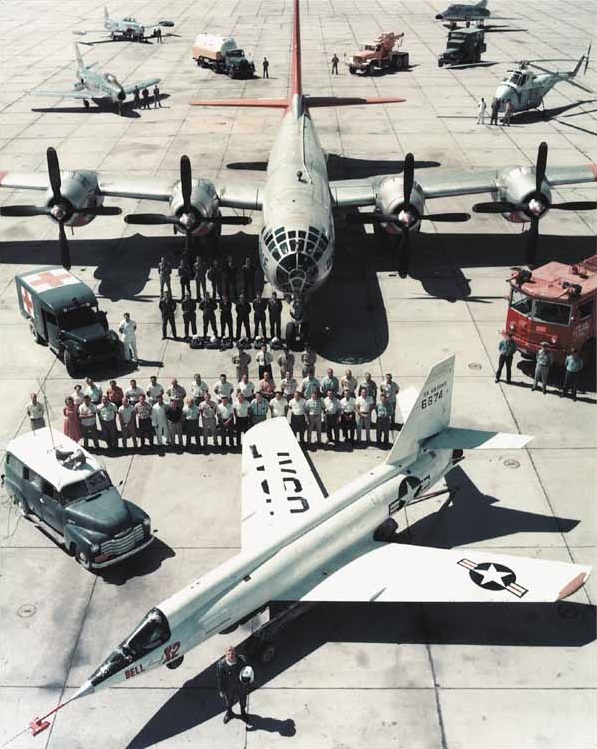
[69,355,590,707]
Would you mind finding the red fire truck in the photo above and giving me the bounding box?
[505,256,596,365]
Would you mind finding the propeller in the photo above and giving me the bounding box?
[0,147,122,269]
[472,142,597,266]
[347,152,470,278]
[124,154,251,251]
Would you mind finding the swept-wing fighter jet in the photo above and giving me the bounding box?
[1,0,596,345]
[29,44,160,115]
[493,48,593,116]
[24,355,591,735]
[74,6,174,43]
[435,0,491,27]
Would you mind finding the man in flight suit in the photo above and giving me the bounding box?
[253,293,268,339]
[217,646,253,723]
[159,291,177,340]
[181,293,197,339]
[235,294,252,340]
[219,295,234,339]
[268,291,283,339]
[199,292,218,338]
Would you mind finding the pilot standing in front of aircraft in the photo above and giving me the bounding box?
[219,295,234,340]
[158,256,172,296]
[268,291,283,339]
[194,256,207,301]
[142,87,150,109]
[178,255,193,300]
[217,646,253,724]
[199,292,218,338]
[253,293,268,339]
[181,293,197,339]
[235,294,252,341]
[159,291,177,340]
[241,257,256,300]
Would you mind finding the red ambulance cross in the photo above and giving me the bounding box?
[29,270,72,289]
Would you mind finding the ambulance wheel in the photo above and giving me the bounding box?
[29,321,43,345]
[260,644,276,664]
[76,547,92,571]
[16,495,30,519]
[64,351,78,377]
[166,656,184,669]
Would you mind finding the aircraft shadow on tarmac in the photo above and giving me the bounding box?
[31,94,170,119]
[226,155,441,179]
[0,229,593,365]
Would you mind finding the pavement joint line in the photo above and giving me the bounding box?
[419,603,449,749]
[3,685,597,692]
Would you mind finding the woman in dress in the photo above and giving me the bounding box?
[63,396,82,443]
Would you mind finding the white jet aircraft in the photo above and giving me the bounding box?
[1,0,596,345]
[74,6,174,43]
[41,354,587,724]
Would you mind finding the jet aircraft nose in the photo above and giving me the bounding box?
[435,13,444,19]
[117,88,126,101]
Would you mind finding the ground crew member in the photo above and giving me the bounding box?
[158,256,172,296]
[142,87,150,109]
[214,373,234,403]
[253,294,268,338]
[153,84,161,108]
[200,393,218,449]
[256,343,273,379]
[288,390,307,443]
[166,379,186,405]
[379,373,399,425]
[532,342,553,394]
[209,259,223,300]
[85,377,103,405]
[237,374,255,401]
[331,53,340,74]
[360,372,377,401]
[301,370,320,399]
[181,293,197,339]
[118,397,137,449]
[503,100,513,126]
[305,390,324,446]
[159,291,177,339]
[477,97,486,125]
[178,256,193,299]
[235,294,252,340]
[340,388,356,443]
[166,399,184,448]
[234,394,250,442]
[71,384,84,408]
[280,371,298,399]
[269,390,288,419]
[119,312,138,363]
[323,389,340,443]
[376,393,391,445]
[301,344,317,377]
[262,57,269,78]
[355,386,374,443]
[321,368,339,396]
[155,27,163,43]
[182,397,201,449]
[561,347,583,401]
[495,331,517,384]
[258,371,276,401]
[268,291,282,339]
[146,375,164,405]
[340,369,357,396]
[217,396,235,448]
[249,391,268,425]
[232,345,251,382]
[97,395,118,450]
[78,396,99,450]
[106,380,124,408]
[199,292,218,338]
[190,373,208,404]
[223,256,238,300]
[220,295,234,339]
[151,394,169,447]
[277,347,295,379]
[241,257,256,300]
[194,256,207,300]
[133,85,140,108]
[26,393,45,431]
[490,98,499,125]
[135,394,154,447]
[125,379,144,406]
[217,646,252,724]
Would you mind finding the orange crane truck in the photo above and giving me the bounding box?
[347,32,409,75]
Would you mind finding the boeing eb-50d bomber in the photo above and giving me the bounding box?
[74,6,174,43]
[26,355,590,734]
[29,44,160,115]
[1,0,596,345]
[493,49,593,116]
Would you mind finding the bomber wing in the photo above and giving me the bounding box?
[330,164,597,207]
[241,419,328,549]
[277,541,591,603]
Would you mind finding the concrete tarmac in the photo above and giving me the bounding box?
[0,1,595,747]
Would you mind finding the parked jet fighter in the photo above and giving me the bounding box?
[2,0,596,345]
[30,44,160,115]
[435,0,491,27]
[74,6,174,43]
[493,49,593,116]
[24,355,591,735]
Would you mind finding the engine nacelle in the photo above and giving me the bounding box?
[170,178,219,237]
[496,166,552,224]
[376,175,425,236]
[44,170,103,227]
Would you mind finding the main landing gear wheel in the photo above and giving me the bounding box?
[285,320,297,349]
[83,99,90,108]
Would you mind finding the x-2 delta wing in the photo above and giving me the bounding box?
[22,355,591,736]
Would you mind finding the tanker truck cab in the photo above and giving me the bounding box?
[506,257,597,365]
[15,266,124,376]
[3,428,153,570]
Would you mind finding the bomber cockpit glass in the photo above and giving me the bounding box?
[89,608,170,687]
[262,225,328,293]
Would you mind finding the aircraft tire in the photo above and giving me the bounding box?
[285,321,297,349]
[83,99,90,108]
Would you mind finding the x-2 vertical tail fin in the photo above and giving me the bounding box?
[386,355,532,469]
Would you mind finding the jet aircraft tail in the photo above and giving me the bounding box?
[477,0,488,8]
[104,6,109,21]
[386,355,531,469]
[74,43,85,70]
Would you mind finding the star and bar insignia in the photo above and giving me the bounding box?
[458,558,528,598]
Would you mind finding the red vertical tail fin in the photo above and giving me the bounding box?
[290,0,302,98]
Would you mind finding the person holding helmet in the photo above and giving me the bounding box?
[217,645,254,724]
